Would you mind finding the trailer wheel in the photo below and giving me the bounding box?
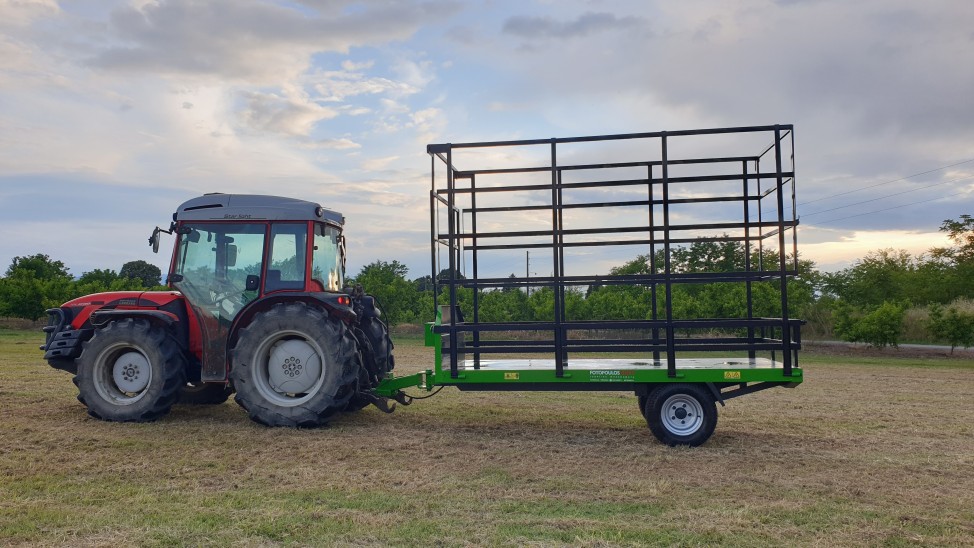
[637,394,648,419]
[643,384,717,447]
[74,319,186,422]
[230,302,358,427]
[178,382,233,405]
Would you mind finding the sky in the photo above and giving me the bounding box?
[1,0,973,280]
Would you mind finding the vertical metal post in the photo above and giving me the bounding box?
[430,154,438,311]
[648,164,660,364]
[446,147,459,378]
[773,126,793,376]
[743,160,755,361]
[550,140,565,377]
[470,173,480,369]
[557,167,567,368]
[790,130,799,273]
[661,133,676,378]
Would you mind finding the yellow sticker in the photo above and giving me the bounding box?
[724,371,741,380]
[504,372,519,380]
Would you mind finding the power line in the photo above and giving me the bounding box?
[799,157,974,206]
[812,190,969,226]
[802,174,974,218]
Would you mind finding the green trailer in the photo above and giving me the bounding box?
[376,124,803,446]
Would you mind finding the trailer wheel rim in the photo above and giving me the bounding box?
[93,343,152,405]
[251,330,327,407]
[660,393,704,436]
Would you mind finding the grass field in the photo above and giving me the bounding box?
[2,328,973,546]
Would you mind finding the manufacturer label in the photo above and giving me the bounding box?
[590,370,635,382]
[724,371,742,380]
[504,372,519,380]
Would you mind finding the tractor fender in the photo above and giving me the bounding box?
[356,295,383,321]
[227,292,356,349]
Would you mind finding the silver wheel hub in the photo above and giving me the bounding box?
[112,351,151,393]
[267,339,322,395]
[660,393,704,436]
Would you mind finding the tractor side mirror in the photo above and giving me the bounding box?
[148,227,162,253]
[226,244,237,267]
[245,275,260,291]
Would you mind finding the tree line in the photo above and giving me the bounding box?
[3,216,973,351]
[0,256,162,321]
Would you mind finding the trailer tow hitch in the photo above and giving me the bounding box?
[361,392,398,414]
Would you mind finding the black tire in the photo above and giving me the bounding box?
[229,302,359,427]
[361,316,395,377]
[178,382,233,405]
[73,319,186,422]
[344,316,396,412]
[637,394,648,419]
[643,384,718,447]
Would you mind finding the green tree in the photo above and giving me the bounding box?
[927,303,974,354]
[824,249,918,307]
[74,268,143,296]
[350,260,425,325]
[0,254,74,320]
[833,301,905,348]
[119,260,162,287]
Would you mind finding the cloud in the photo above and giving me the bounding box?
[239,90,338,136]
[88,0,461,83]
[503,11,646,40]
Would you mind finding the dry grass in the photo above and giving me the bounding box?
[1,328,973,546]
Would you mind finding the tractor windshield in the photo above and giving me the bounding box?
[172,222,265,319]
[312,223,343,291]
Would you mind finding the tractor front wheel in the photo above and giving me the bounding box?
[230,302,359,427]
[74,319,186,422]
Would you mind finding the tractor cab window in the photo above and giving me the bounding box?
[266,224,307,293]
[312,223,343,291]
[173,222,265,321]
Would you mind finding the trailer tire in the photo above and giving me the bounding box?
[643,383,717,447]
[230,302,358,427]
[178,382,233,405]
[74,319,186,422]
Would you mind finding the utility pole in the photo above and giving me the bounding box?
[525,250,530,296]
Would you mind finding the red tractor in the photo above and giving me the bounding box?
[41,194,396,426]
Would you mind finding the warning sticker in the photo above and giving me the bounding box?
[504,372,519,380]
[724,371,742,380]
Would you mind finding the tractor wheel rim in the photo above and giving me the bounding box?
[252,330,327,407]
[660,393,704,436]
[93,343,152,405]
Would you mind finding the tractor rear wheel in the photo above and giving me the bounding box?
[178,382,233,405]
[643,383,718,447]
[230,302,359,427]
[74,318,186,422]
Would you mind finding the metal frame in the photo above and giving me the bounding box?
[425,125,801,387]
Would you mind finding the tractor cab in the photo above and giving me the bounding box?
[151,194,350,381]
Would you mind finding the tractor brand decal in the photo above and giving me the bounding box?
[724,371,742,380]
[223,214,253,219]
[590,370,635,382]
[503,372,519,380]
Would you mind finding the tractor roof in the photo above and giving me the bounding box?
[174,194,344,225]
